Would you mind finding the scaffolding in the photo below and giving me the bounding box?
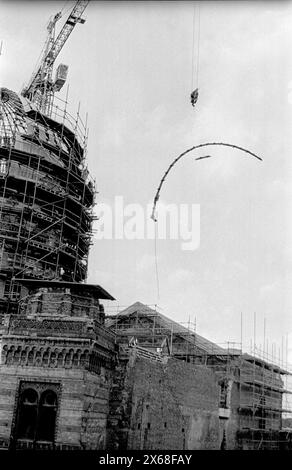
[0,87,96,313]
[106,304,230,358]
[186,346,292,450]
[236,346,292,450]
[106,303,292,449]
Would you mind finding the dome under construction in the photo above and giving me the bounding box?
[0,87,95,313]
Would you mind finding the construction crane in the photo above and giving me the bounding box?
[21,0,89,116]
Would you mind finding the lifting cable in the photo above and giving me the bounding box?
[190,1,201,107]
[153,2,201,302]
[191,1,201,92]
[59,0,72,19]
[152,142,262,302]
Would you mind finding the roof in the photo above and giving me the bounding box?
[16,279,115,300]
[242,353,291,376]
[105,302,291,373]
[105,301,227,355]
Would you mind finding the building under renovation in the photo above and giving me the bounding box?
[105,302,292,450]
[0,86,94,313]
[0,0,291,452]
[0,0,94,314]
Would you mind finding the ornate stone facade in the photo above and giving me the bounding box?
[0,280,116,449]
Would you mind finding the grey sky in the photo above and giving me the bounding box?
[1,1,291,361]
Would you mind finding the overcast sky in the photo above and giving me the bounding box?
[1,0,292,362]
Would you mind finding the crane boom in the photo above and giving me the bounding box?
[42,0,89,72]
[22,0,89,115]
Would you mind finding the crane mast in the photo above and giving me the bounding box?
[22,0,89,116]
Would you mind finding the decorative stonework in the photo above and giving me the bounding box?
[0,284,116,450]
[10,317,91,336]
[1,341,114,372]
[19,289,103,322]
[10,379,62,449]
[2,343,89,369]
[18,379,61,397]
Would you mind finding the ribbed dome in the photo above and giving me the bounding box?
[0,87,28,138]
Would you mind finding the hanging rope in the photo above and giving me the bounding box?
[196,2,201,89]
[191,3,196,91]
[59,0,72,19]
[150,142,262,222]
[154,222,160,302]
[190,2,201,107]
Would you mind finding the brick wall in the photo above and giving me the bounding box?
[107,351,220,450]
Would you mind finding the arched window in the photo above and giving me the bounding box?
[16,388,38,440]
[14,386,59,446]
[37,390,58,442]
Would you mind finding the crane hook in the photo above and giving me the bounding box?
[190,88,199,107]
